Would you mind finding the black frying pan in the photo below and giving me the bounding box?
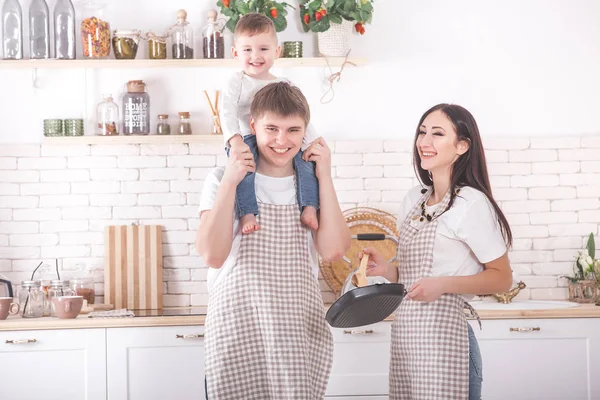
[326,233,406,328]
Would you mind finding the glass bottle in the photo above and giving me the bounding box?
[156,114,171,135]
[170,9,193,59]
[123,80,150,135]
[29,0,50,59]
[96,94,119,136]
[80,0,110,59]
[178,112,192,135]
[2,0,23,60]
[202,9,224,59]
[19,281,45,318]
[70,277,95,305]
[53,0,75,59]
[47,280,75,316]
[146,31,168,59]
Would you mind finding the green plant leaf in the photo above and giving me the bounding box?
[587,233,595,259]
[236,1,250,14]
[225,17,238,32]
[329,14,343,24]
[308,0,321,13]
[273,16,287,32]
[361,2,373,12]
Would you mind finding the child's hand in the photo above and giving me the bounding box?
[302,137,331,180]
[222,142,255,187]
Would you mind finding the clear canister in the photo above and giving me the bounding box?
[19,281,45,318]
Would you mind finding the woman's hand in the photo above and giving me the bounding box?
[359,247,396,282]
[222,143,256,187]
[406,277,447,302]
[302,137,331,180]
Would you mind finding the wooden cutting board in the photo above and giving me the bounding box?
[104,224,163,310]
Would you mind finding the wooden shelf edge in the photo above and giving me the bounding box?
[43,135,223,145]
[0,57,367,69]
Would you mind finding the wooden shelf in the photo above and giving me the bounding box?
[43,134,222,145]
[0,57,366,69]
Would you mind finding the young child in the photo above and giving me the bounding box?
[197,81,350,398]
[221,12,320,234]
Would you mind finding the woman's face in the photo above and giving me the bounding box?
[416,110,469,175]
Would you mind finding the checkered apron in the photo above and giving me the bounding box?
[389,188,469,400]
[205,203,333,399]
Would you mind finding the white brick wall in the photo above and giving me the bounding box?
[0,136,598,305]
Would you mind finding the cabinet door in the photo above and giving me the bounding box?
[326,322,391,397]
[107,325,205,400]
[0,329,106,400]
[469,318,600,400]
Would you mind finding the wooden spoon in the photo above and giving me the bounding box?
[351,254,369,288]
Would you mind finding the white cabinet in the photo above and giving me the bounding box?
[0,328,106,400]
[469,318,600,400]
[106,325,206,400]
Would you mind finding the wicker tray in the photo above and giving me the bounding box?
[319,207,399,296]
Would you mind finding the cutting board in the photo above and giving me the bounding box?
[104,224,163,310]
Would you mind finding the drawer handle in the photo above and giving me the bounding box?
[176,334,204,339]
[5,339,37,344]
[343,330,374,335]
[509,327,541,332]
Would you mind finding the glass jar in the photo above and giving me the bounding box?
[170,9,193,59]
[178,112,192,135]
[70,278,95,305]
[29,0,50,59]
[96,94,119,135]
[123,80,150,135]
[112,29,140,60]
[19,281,45,318]
[2,0,23,60]
[80,0,110,59]
[53,0,76,59]
[48,280,75,316]
[63,118,84,136]
[156,114,171,135]
[202,9,224,59]
[283,41,303,58]
[146,31,167,60]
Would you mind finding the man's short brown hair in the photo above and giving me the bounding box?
[234,12,277,42]
[251,82,310,127]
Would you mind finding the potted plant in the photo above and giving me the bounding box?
[216,0,294,32]
[299,0,374,56]
[565,233,600,303]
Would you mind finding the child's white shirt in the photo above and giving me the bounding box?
[220,71,318,150]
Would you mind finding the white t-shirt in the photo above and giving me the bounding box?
[399,186,508,300]
[198,167,319,292]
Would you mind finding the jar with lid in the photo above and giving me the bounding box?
[70,278,95,305]
[53,0,76,59]
[146,31,168,59]
[19,281,45,318]
[170,9,193,59]
[96,94,119,135]
[80,0,111,59]
[157,114,171,135]
[48,280,75,316]
[178,112,192,135]
[202,9,224,59]
[112,29,140,59]
[123,80,150,135]
[2,0,23,60]
[29,0,50,59]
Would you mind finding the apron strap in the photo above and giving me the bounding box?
[463,301,482,330]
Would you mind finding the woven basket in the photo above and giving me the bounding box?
[319,207,399,296]
[567,280,600,303]
[317,19,353,57]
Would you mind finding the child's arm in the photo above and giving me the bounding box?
[221,72,245,147]
[303,137,351,261]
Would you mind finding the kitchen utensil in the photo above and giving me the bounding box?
[51,295,83,319]
[326,233,406,328]
[104,224,163,310]
[0,278,13,297]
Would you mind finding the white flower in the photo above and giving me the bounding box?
[586,256,594,266]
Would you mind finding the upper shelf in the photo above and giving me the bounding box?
[0,57,366,70]
[43,135,222,145]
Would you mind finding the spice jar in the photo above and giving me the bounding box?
[48,280,75,316]
[123,80,151,135]
[19,281,45,318]
[80,1,110,59]
[112,29,140,59]
[96,94,119,135]
[170,9,194,59]
[202,9,224,59]
[70,278,95,305]
[157,114,171,135]
[146,31,167,60]
[178,112,192,135]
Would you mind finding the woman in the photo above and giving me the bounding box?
[362,104,513,400]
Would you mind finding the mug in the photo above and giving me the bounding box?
[0,297,19,320]
[51,296,83,319]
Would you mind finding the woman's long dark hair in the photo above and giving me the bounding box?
[413,103,513,248]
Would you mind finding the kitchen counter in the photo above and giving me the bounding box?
[1,303,599,331]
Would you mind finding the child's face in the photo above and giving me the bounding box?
[232,31,280,79]
[251,112,306,173]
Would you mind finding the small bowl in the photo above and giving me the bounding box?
[51,295,83,319]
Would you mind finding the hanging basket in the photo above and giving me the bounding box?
[317,19,353,57]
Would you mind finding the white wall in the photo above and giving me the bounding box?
[2,0,600,143]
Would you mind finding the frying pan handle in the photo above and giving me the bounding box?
[356,233,386,241]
